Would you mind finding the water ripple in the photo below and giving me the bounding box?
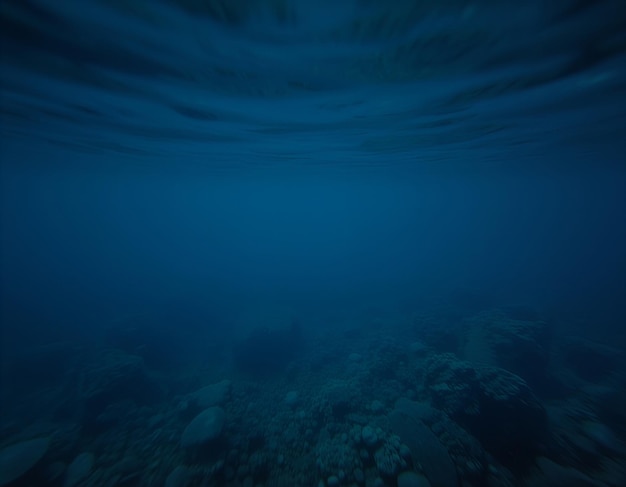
[1,0,625,167]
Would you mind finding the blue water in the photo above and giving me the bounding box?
[1,1,625,486]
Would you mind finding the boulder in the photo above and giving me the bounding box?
[63,452,94,487]
[181,407,225,447]
[81,350,160,419]
[388,408,457,487]
[189,380,231,409]
[0,437,50,486]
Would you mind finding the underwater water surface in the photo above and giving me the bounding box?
[1,1,625,486]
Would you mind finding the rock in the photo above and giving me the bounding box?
[388,409,457,487]
[361,426,379,448]
[427,415,488,484]
[424,353,547,470]
[370,400,385,413]
[0,437,50,486]
[44,461,66,482]
[394,398,436,423]
[580,421,625,455]
[189,380,231,409]
[113,455,142,484]
[374,441,405,478]
[529,457,607,487]
[397,471,432,487]
[463,309,551,387]
[320,379,359,419]
[181,407,226,447]
[315,437,361,481]
[585,379,626,438]
[81,350,160,419]
[64,452,94,487]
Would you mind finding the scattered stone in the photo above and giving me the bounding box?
[399,444,411,460]
[370,400,385,413]
[374,441,404,477]
[315,437,361,482]
[321,379,359,418]
[0,437,50,487]
[181,407,226,447]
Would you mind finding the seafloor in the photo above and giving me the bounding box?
[1,305,625,487]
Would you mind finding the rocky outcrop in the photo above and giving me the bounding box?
[463,309,551,389]
[423,354,547,471]
[80,350,161,421]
